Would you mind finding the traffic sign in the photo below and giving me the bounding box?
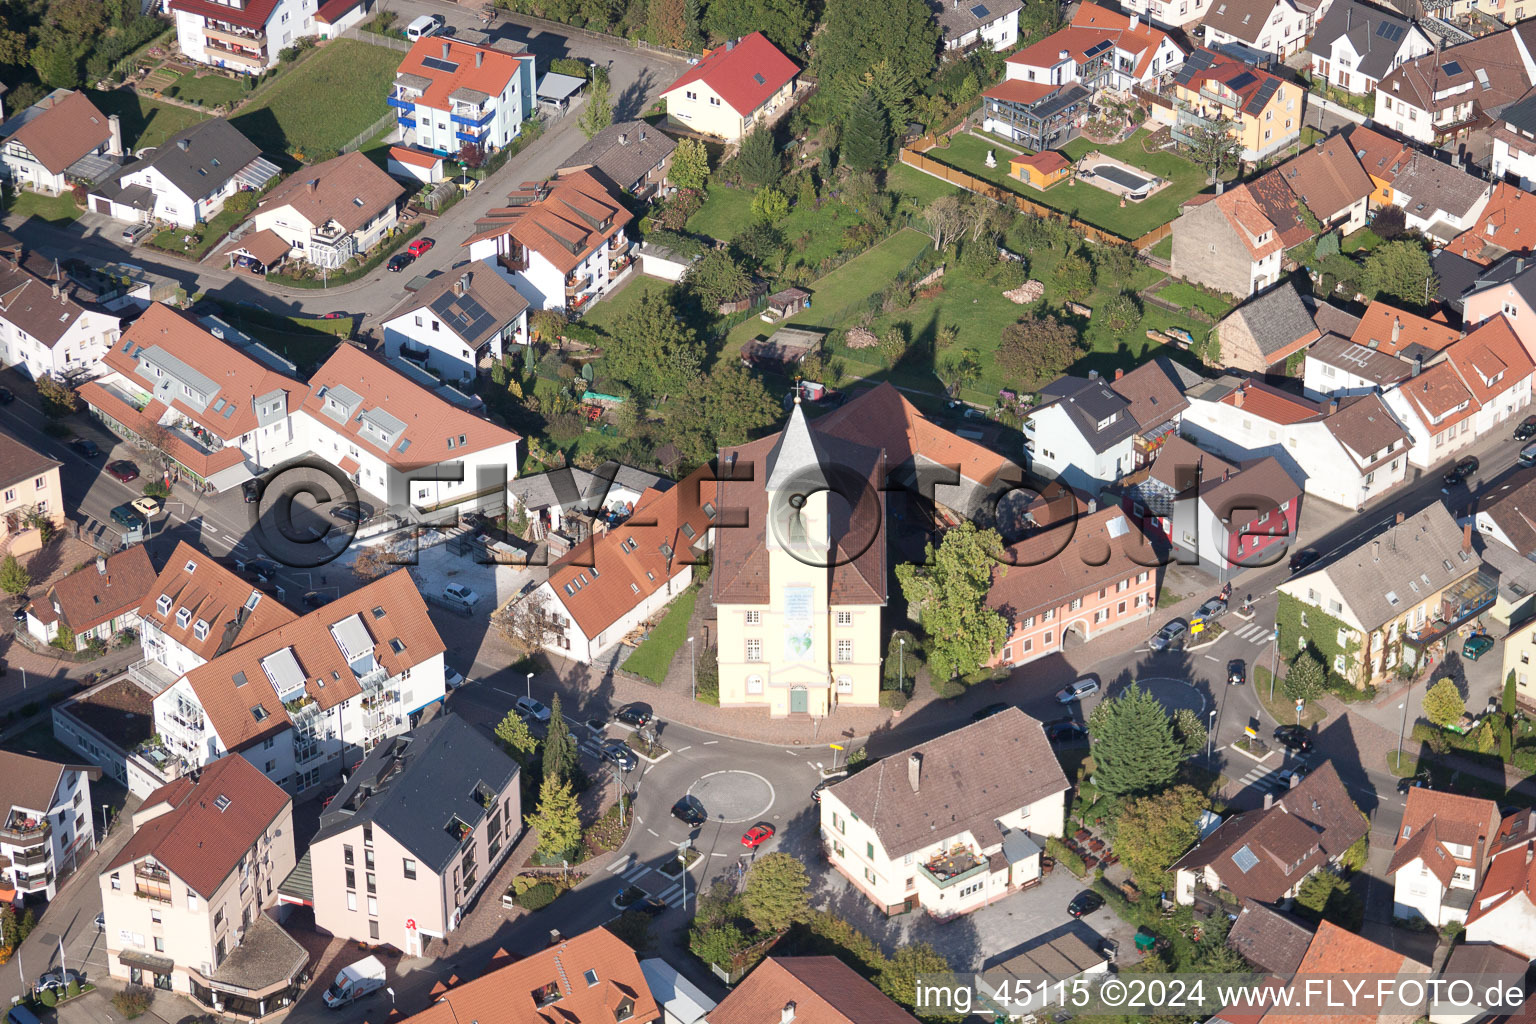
[830,744,844,750]
[1295,699,1305,711]
[1244,725,1257,739]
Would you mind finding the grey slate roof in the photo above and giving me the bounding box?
[1227,900,1315,977]
[1306,335,1413,386]
[507,464,669,512]
[1035,376,1140,454]
[1309,0,1418,81]
[312,714,519,875]
[1226,280,1319,357]
[1460,250,1536,314]
[135,118,261,202]
[931,0,1024,41]
[1392,154,1490,219]
[1435,249,1485,312]
[1502,90,1536,134]
[561,120,676,192]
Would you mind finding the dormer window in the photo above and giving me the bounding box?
[184,559,197,573]
[193,620,209,641]
[156,594,172,615]
[176,608,191,628]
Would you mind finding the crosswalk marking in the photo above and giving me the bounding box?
[623,864,652,882]
[606,855,633,874]
[1232,622,1274,645]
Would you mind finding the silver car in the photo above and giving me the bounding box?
[1149,619,1189,652]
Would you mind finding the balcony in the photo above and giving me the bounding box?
[206,19,266,41]
[1405,570,1500,647]
[565,274,592,296]
[203,39,266,69]
[388,95,417,113]
[17,871,52,892]
[135,883,172,903]
[451,108,494,127]
[136,863,170,883]
[398,116,417,130]
[11,844,50,867]
[497,252,528,275]
[919,846,988,888]
[455,126,490,144]
[1,813,50,844]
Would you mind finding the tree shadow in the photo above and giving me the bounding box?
[613,68,658,122]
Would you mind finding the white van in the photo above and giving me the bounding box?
[405,14,444,40]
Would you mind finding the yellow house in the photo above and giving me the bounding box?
[1343,123,1411,208]
[661,31,800,142]
[0,428,63,557]
[1010,150,1074,189]
[713,398,884,717]
[1168,48,1303,163]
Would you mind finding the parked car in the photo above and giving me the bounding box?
[630,894,667,916]
[109,503,145,530]
[600,739,637,772]
[121,222,152,245]
[70,438,101,458]
[320,311,349,320]
[1227,659,1246,686]
[34,969,83,994]
[972,701,1011,721]
[515,696,551,723]
[131,496,163,519]
[407,237,436,257]
[238,558,279,582]
[105,459,139,482]
[1272,725,1313,753]
[0,387,14,404]
[811,780,830,804]
[615,703,653,728]
[444,668,465,690]
[1148,619,1188,652]
[1067,890,1104,918]
[741,823,776,849]
[387,252,415,273]
[442,582,480,609]
[1046,720,1087,743]
[1516,414,1536,440]
[1056,678,1099,703]
[302,591,332,609]
[1444,455,1480,487]
[1196,597,1228,620]
[671,796,706,826]
[1398,776,1430,794]
[1275,767,1307,789]
[241,478,261,503]
[1521,441,1536,467]
[330,501,371,524]
[405,13,444,39]
[1464,633,1495,661]
[1289,548,1319,573]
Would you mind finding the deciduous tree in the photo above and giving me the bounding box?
[494,708,538,762]
[663,363,780,467]
[1183,118,1241,181]
[670,137,710,191]
[814,0,939,95]
[702,0,815,53]
[895,522,1008,681]
[1116,785,1209,889]
[1363,239,1436,308]
[1053,252,1094,301]
[605,289,704,399]
[1088,683,1182,796]
[996,315,1084,392]
[1423,677,1466,728]
[750,185,789,222]
[578,74,614,139]
[879,945,960,1021]
[683,249,751,310]
[741,852,811,932]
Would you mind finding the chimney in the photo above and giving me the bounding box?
[1088,369,1099,380]
[1264,791,1275,809]
[454,272,470,296]
[640,128,647,141]
[1130,13,1141,28]
[1288,770,1301,789]
[1396,511,1405,525]
[51,280,58,299]
[1114,368,1125,381]
[476,50,484,68]
[782,1003,797,1024]
[1412,355,1422,377]
[442,41,451,59]
[1060,49,1071,60]
[96,556,106,575]
[177,137,190,151]
[1463,521,1473,555]
[107,113,123,157]
[1520,258,1528,275]
[1372,539,1381,560]
[1392,317,1402,344]
[307,179,318,193]
[907,753,922,793]
[1223,468,1230,482]
[1233,387,1245,409]
[726,38,737,49]
[1327,399,1338,415]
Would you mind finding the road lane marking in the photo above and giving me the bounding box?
[1204,655,1219,662]
[703,740,718,745]
[711,852,728,857]
[676,745,691,752]
[647,828,658,837]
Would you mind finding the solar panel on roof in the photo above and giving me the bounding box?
[421,56,459,73]
[1232,844,1260,873]
[752,72,766,85]
[1379,22,1404,41]
[1443,60,1464,76]
[1084,40,1113,57]
[971,2,991,15]
[1228,71,1257,90]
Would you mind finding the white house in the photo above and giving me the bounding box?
[0,252,121,382]
[250,151,404,269]
[1389,788,1500,927]
[1390,155,1493,243]
[24,548,156,654]
[151,568,447,797]
[169,0,362,72]
[1203,0,1315,61]
[995,3,1183,96]
[466,171,634,313]
[1302,335,1414,400]
[90,118,280,228]
[820,708,1069,917]
[1307,0,1431,95]
[1373,24,1536,145]
[1465,810,1536,959]
[1492,93,1536,191]
[0,89,120,194]
[932,0,1023,52]
[659,32,800,142]
[296,345,521,518]
[391,38,536,158]
[381,268,528,386]
[0,750,98,901]
[1024,374,1138,492]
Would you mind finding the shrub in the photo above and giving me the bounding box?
[1047,837,1086,876]
[879,690,908,710]
[64,980,79,999]
[516,881,558,910]
[1411,722,1450,755]
[38,988,56,1007]
[112,988,151,1019]
[931,677,965,699]
[1101,292,1141,331]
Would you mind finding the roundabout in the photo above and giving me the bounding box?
[688,770,776,824]
[1115,676,1209,716]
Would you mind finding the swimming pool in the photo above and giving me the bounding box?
[1087,163,1157,195]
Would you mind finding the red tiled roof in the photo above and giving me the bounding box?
[1447,315,1534,406]
[1214,183,1284,261]
[1220,380,1319,425]
[1387,787,1500,887]
[1445,182,1536,264]
[1344,123,1412,185]
[1394,360,1479,431]
[388,146,441,169]
[258,151,404,236]
[1014,150,1071,175]
[711,957,920,1024]
[397,38,532,113]
[465,170,633,275]
[35,547,156,636]
[169,0,281,30]
[1350,300,1460,357]
[1265,921,1428,1024]
[662,31,799,117]
[76,386,247,481]
[1008,2,1177,80]
[1180,48,1288,111]
[1467,810,1536,924]
[988,505,1156,621]
[314,0,363,23]
[139,541,297,663]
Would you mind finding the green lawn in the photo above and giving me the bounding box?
[163,70,248,109]
[686,186,756,242]
[623,588,698,683]
[213,301,352,373]
[7,190,82,225]
[581,276,674,338]
[356,122,399,172]
[1154,280,1233,319]
[887,162,962,206]
[928,130,1225,240]
[148,198,250,261]
[85,88,210,150]
[230,39,401,160]
[1343,227,1384,253]
[1150,235,1172,261]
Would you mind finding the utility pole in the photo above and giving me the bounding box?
[1270,625,1279,702]
[898,636,905,692]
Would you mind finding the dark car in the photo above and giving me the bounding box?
[1067,890,1105,918]
[1047,720,1088,743]
[811,780,830,804]
[12,604,27,624]
[1228,659,1246,686]
[671,796,706,826]
[330,501,372,524]
[1521,441,1536,468]
[241,478,261,503]
[1272,725,1313,753]
[35,969,83,994]
[630,894,667,916]
[972,701,1011,721]
[105,459,140,482]
[1444,455,1480,487]
[302,591,332,609]
[387,252,415,273]
[1516,414,1536,440]
[1289,548,1319,573]
[0,387,15,404]
[239,558,280,582]
[615,703,653,728]
[1398,776,1430,794]
[70,438,101,458]
[109,503,145,530]
[599,739,637,772]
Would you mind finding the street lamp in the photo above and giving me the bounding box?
[526,671,533,700]
[676,840,691,912]
[1270,625,1280,702]
[1208,708,1217,760]
[898,636,905,692]
[688,637,696,701]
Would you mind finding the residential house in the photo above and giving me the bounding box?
[384,928,659,1024]
[1464,808,1536,957]
[1226,900,1316,978]
[250,152,404,270]
[1276,503,1493,685]
[1278,136,1375,233]
[1264,921,1430,1024]
[1469,470,1536,627]
[1461,254,1536,363]
[1215,279,1324,372]
[1108,355,1204,467]
[980,78,1095,149]
[0,249,122,382]
[1350,299,1461,359]
[1181,376,1412,509]
[1172,763,1366,905]
[1431,944,1529,1024]
[1374,24,1536,152]
[522,466,714,665]
[296,715,518,954]
[1445,182,1536,264]
[1162,49,1304,162]
[505,462,667,542]
[465,170,635,313]
[1119,0,1215,31]
[1204,0,1316,61]
[820,708,1069,916]
[982,936,1110,1014]
[79,303,304,492]
[51,676,174,798]
[932,0,1023,52]
[1308,0,1431,95]
[1248,167,1319,252]
[1492,92,1536,190]
[296,345,522,516]
[380,268,529,386]
[1171,186,1284,297]
[708,957,920,1024]
[1024,373,1139,491]
[1389,788,1501,926]
[0,89,120,194]
[558,121,676,199]
[1303,335,1416,398]
[1010,149,1074,189]
[25,548,156,653]
[150,563,448,796]
[90,119,280,229]
[713,400,886,717]
[660,32,800,141]
[0,750,98,901]
[1123,436,1302,575]
[1389,154,1494,241]
[136,541,297,683]
[986,504,1160,665]
[0,428,64,558]
[168,0,358,72]
[391,38,536,158]
[1343,122,1413,207]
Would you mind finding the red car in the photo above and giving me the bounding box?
[741,824,775,849]
[105,460,140,483]
[407,237,435,257]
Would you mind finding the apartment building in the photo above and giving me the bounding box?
[100,755,304,1019]
[0,428,64,558]
[391,38,536,157]
[660,32,799,142]
[1389,788,1501,926]
[821,708,1068,916]
[0,750,98,901]
[168,0,354,72]
[298,715,519,955]
[1160,48,1303,162]
[0,250,122,383]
